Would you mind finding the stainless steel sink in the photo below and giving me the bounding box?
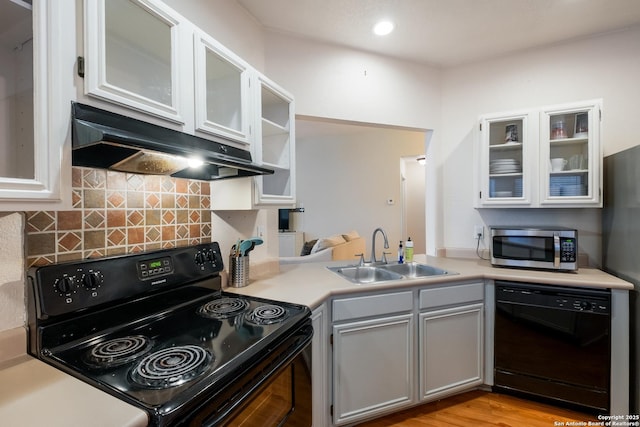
[327,266,403,284]
[327,262,456,284]
[378,263,454,278]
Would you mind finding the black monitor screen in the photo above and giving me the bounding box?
[278,209,290,231]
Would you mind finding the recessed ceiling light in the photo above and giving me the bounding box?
[373,20,394,36]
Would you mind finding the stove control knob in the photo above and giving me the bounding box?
[195,251,206,265]
[82,271,103,289]
[56,276,76,294]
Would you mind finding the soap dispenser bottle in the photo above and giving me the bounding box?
[405,237,414,262]
[398,241,404,264]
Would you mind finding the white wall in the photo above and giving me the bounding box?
[163,0,266,71]
[296,127,425,257]
[440,26,640,266]
[263,32,442,131]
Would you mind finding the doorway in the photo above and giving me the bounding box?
[401,156,426,254]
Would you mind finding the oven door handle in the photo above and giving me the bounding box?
[553,233,560,267]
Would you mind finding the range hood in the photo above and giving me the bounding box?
[71,102,274,181]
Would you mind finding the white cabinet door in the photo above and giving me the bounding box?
[476,111,536,207]
[193,29,252,145]
[539,100,602,207]
[332,314,414,426]
[476,99,602,208]
[0,0,73,205]
[83,0,189,124]
[419,303,484,401]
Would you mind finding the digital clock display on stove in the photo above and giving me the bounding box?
[137,256,173,280]
[148,260,162,269]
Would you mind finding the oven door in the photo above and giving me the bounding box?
[222,348,311,427]
[190,322,313,427]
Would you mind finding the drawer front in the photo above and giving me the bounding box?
[333,291,413,322]
[419,282,484,310]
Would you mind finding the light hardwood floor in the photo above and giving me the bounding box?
[355,390,597,427]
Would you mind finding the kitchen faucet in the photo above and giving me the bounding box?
[370,227,390,264]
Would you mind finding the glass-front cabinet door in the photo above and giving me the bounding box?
[539,100,602,207]
[477,112,534,207]
[193,30,251,145]
[0,0,71,204]
[84,0,187,124]
[254,74,295,205]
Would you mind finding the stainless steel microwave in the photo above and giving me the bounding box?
[490,226,578,271]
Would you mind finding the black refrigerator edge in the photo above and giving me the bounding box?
[603,145,640,413]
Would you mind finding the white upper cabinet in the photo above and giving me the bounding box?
[476,99,602,208]
[254,74,296,205]
[210,74,296,209]
[0,0,73,205]
[83,0,189,124]
[193,30,252,144]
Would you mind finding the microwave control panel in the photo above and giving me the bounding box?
[560,238,577,262]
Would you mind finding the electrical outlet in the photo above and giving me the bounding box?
[474,225,484,240]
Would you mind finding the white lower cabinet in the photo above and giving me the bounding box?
[328,283,485,425]
[419,283,484,401]
[419,303,484,400]
[331,292,414,426]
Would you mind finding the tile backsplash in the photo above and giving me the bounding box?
[25,167,211,267]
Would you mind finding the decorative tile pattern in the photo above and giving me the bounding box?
[25,167,213,268]
[25,211,56,232]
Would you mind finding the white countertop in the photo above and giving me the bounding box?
[225,255,634,308]
[0,329,147,427]
[1,256,631,426]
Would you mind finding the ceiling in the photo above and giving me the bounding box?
[237,0,640,67]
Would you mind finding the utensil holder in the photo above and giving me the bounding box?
[229,255,250,288]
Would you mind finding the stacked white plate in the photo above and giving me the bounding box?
[549,175,585,196]
[490,159,521,174]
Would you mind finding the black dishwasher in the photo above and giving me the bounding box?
[494,281,611,413]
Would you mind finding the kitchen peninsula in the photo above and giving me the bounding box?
[231,255,632,426]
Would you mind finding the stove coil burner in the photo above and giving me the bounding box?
[246,304,288,325]
[131,345,212,389]
[199,297,249,319]
[85,335,153,368]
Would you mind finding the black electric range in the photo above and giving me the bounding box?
[26,243,312,426]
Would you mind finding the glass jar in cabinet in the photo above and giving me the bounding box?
[539,100,602,207]
[476,113,534,207]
